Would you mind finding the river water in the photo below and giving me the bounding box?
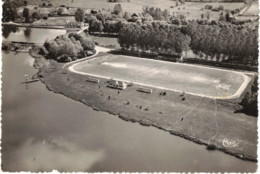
[1,26,257,172]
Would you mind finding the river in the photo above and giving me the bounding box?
[1,26,257,172]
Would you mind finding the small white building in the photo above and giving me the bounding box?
[107,79,127,90]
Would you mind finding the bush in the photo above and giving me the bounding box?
[204,4,212,10]
[57,54,72,62]
[2,42,10,50]
[43,16,48,20]
[32,11,39,19]
[239,76,258,116]
[39,46,48,55]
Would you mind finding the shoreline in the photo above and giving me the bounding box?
[37,53,257,162]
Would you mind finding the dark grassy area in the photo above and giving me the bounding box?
[90,35,120,49]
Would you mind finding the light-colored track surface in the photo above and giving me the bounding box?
[68,55,250,100]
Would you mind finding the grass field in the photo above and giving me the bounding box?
[243,3,258,16]
[91,36,120,49]
[24,0,245,19]
[25,0,176,12]
[70,54,248,99]
[172,2,244,20]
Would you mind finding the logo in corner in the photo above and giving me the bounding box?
[222,138,242,148]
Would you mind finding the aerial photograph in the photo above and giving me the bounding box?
[1,0,259,172]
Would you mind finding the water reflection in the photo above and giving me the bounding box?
[24,27,32,39]
[2,26,66,43]
[2,25,20,39]
[5,138,105,172]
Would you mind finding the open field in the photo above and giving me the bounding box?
[21,0,245,19]
[242,3,258,16]
[91,36,120,49]
[24,0,176,12]
[70,54,249,99]
[172,2,244,20]
[33,16,76,26]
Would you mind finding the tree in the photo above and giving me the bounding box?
[225,12,230,22]
[32,11,39,20]
[123,12,131,20]
[171,18,181,25]
[89,17,104,33]
[75,8,85,22]
[219,5,224,11]
[114,4,123,16]
[57,8,64,15]
[23,7,30,23]
[96,13,106,22]
[162,9,170,21]
[206,11,210,20]
[219,12,225,21]
[24,27,31,38]
[3,0,19,22]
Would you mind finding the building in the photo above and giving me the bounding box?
[107,79,127,90]
[65,21,85,28]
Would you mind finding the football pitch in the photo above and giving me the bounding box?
[69,55,250,99]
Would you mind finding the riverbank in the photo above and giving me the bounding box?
[2,22,66,30]
[36,51,257,162]
[2,41,33,52]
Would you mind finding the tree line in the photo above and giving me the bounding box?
[116,20,258,66]
[182,21,258,64]
[78,4,178,34]
[118,22,191,57]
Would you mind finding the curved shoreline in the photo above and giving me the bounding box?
[38,56,257,161]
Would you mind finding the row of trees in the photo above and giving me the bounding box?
[116,20,258,66]
[142,7,171,21]
[182,21,258,64]
[42,33,95,62]
[118,22,191,57]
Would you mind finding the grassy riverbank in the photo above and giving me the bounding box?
[35,52,257,161]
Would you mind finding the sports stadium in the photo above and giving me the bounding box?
[68,54,251,99]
